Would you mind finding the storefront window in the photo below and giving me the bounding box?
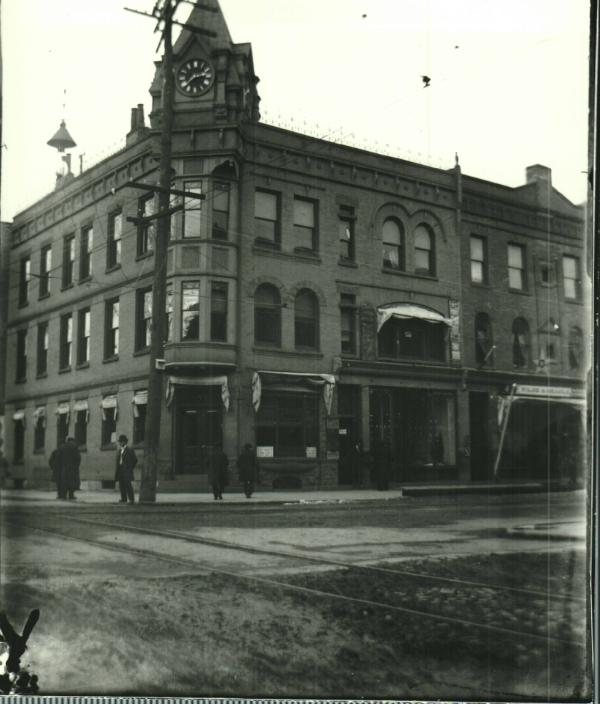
[256,392,318,458]
[378,317,445,361]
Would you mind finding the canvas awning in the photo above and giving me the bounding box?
[377,303,450,332]
[33,407,46,427]
[100,395,118,421]
[56,402,70,415]
[132,390,148,418]
[166,375,230,411]
[12,409,25,422]
[251,371,336,415]
[74,399,89,422]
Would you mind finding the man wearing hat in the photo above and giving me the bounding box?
[114,434,137,504]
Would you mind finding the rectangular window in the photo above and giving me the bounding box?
[210,282,228,341]
[133,391,147,445]
[254,190,280,246]
[135,287,153,351]
[137,194,156,256]
[181,282,200,340]
[338,205,355,261]
[101,406,116,446]
[59,313,73,369]
[74,410,87,449]
[34,410,46,452]
[37,322,49,376]
[183,181,202,238]
[80,225,93,280]
[212,182,230,240]
[340,294,357,355]
[104,298,119,358]
[77,308,91,365]
[39,245,52,297]
[166,285,173,342]
[293,197,317,252]
[508,243,526,290]
[562,255,580,300]
[56,411,69,447]
[13,417,24,463]
[470,236,487,284]
[19,256,30,305]
[256,392,319,459]
[62,234,75,288]
[107,210,122,268]
[16,329,27,381]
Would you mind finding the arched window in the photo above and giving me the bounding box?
[568,326,584,370]
[294,288,319,349]
[254,284,281,346]
[414,224,434,275]
[382,219,404,270]
[512,318,530,368]
[475,313,493,366]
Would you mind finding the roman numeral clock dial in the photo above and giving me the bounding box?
[176,59,215,96]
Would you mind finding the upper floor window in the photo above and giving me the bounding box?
[382,219,404,270]
[107,210,122,268]
[470,236,487,284]
[340,293,357,355]
[19,256,31,306]
[562,256,581,300]
[59,313,73,369]
[568,326,584,370]
[475,312,493,366]
[37,322,49,376]
[166,285,173,342]
[183,181,202,238]
[80,225,93,280]
[254,283,281,346]
[378,316,446,362]
[338,204,355,262]
[254,190,280,247]
[294,289,319,350]
[212,182,230,240]
[181,282,200,341]
[414,224,434,275]
[210,282,228,342]
[137,195,155,256]
[104,298,119,358]
[508,243,526,290]
[512,317,530,368]
[135,288,153,351]
[16,329,27,381]
[62,234,75,288]
[293,197,317,252]
[77,308,91,365]
[39,245,52,297]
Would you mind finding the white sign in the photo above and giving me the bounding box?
[256,446,274,458]
[338,428,348,435]
[515,385,581,398]
[305,446,317,458]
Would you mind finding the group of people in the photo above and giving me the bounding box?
[49,436,259,503]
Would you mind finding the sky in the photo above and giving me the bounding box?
[1,0,590,220]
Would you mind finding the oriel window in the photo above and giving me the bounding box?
[382,219,403,270]
[165,285,173,342]
[210,282,228,342]
[59,313,73,369]
[107,210,122,268]
[39,245,52,297]
[80,225,93,280]
[181,282,200,340]
[212,182,230,240]
[104,299,119,358]
[254,284,281,346]
[183,181,202,238]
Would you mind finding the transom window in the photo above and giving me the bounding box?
[382,219,404,270]
[414,224,434,275]
[254,284,281,346]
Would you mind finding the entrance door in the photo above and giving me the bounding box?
[337,417,357,485]
[176,389,222,474]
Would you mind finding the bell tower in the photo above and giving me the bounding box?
[148,0,260,130]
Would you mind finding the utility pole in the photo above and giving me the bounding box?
[139,0,178,503]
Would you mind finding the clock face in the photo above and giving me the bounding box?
[176,59,214,96]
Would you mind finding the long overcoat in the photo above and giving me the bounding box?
[115,447,138,483]
[60,442,82,491]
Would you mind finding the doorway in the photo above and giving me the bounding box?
[175,387,222,474]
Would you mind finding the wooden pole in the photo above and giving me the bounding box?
[492,383,517,480]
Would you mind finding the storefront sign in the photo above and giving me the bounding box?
[257,446,274,458]
[515,385,582,398]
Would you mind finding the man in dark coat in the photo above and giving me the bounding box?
[206,446,228,500]
[237,443,260,498]
[115,434,137,504]
[51,437,81,500]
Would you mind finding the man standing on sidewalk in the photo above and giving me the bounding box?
[115,434,137,505]
[237,443,260,498]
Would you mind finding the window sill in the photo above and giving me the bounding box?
[36,372,48,379]
[103,355,119,364]
[382,267,438,281]
[76,362,90,370]
[79,276,92,285]
[470,281,491,289]
[338,259,358,268]
[136,251,153,262]
[564,297,583,305]
[133,348,150,357]
[105,264,122,274]
[254,238,281,251]
[508,287,531,296]
[61,283,74,292]
[18,301,29,309]
[58,366,72,374]
[38,292,51,301]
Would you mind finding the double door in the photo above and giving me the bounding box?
[175,388,222,474]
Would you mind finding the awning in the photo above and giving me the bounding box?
[251,371,337,415]
[33,407,46,427]
[377,303,450,332]
[12,410,25,423]
[56,403,70,424]
[74,399,89,422]
[101,395,118,421]
[166,375,230,411]
[133,390,148,418]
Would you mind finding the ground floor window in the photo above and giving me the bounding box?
[74,410,87,449]
[133,402,147,445]
[13,419,24,463]
[56,413,69,447]
[256,392,318,458]
[33,412,45,452]
[102,407,117,447]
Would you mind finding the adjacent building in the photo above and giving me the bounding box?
[2,1,588,491]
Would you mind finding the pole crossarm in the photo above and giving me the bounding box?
[180,1,219,12]
[126,204,183,226]
[112,182,206,200]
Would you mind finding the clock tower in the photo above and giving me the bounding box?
[148,0,260,130]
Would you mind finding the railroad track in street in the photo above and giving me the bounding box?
[2,513,586,652]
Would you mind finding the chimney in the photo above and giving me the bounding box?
[526,164,552,186]
[136,104,145,130]
[126,105,148,146]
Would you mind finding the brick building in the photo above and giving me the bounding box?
[2,1,588,491]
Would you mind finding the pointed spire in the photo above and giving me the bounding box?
[47,120,76,153]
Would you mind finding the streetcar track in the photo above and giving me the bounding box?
[62,513,586,603]
[3,517,584,649]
